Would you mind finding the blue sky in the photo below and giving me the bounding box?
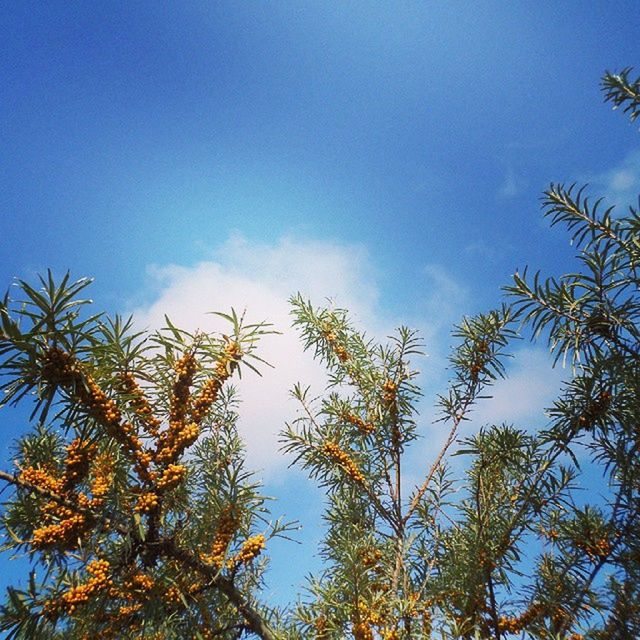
[1,0,640,614]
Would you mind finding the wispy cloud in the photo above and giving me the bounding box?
[468,346,566,431]
[409,346,565,489]
[419,264,469,335]
[590,149,640,210]
[497,168,527,199]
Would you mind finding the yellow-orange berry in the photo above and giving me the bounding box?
[204,507,238,567]
[322,441,365,484]
[156,464,187,491]
[19,466,63,494]
[344,412,375,435]
[134,492,159,513]
[232,534,266,566]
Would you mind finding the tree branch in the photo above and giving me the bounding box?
[160,538,277,640]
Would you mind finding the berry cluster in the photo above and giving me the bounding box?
[115,571,155,595]
[551,605,571,628]
[206,508,238,567]
[314,615,328,639]
[20,457,107,548]
[32,511,86,548]
[344,412,375,435]
[466,339,491,381]
[163,574,207,610]
[89,452,113,502]
[322,441,365,484]
[190,377,222,424]
[169,353,197,426]
[153,353,199,465]
[81,375,152,479]
[156,463,187,490]
[322,329,350,362]
[191,340,242,423]
[44,559,111,617]
[165,585,183,606]
[214,340,242,378]
[360,547,383,569]
[19,466,63,494]
[580,536,612,561]
[156,422,199,465]
[422,610,432,636]
[232,534,266,566]
[84,376,122,424]
[42,348,154,481]
[134,492,159,513]
[119,372,162,437]
[497,603,545,634]
[381,380,397,405]
[62,439,97,490]
[351,602,395,640]
[41,346,78,385]
[117,603,142,617]
[191,628,215,640]
[575,390,613,431]
[351,620,374,640]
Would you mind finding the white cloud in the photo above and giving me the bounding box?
[131,235,397,479]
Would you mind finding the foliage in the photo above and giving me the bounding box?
[602,67,640,124]
[0,273,289,639]
[280,68,640,639]
[0,68,639,640]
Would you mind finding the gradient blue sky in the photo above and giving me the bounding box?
[2,0,640,615]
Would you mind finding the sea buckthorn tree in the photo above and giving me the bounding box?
[0,273,290,639]
[282,299,532,639]
[283,299,589,640]
[279,69,640,640]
